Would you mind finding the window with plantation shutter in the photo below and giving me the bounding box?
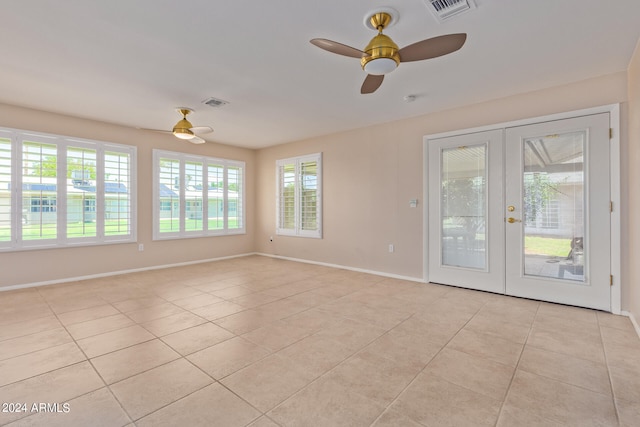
[153,149,245,240]
[0,127,137,252]
[276,153,322,238]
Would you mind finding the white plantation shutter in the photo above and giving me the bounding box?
[153,149,245,240]
[276,153,322,238]
[0,127,137,252]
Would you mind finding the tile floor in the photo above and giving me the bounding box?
[1,255,639,426]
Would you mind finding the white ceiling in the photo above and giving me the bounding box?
[2,1,639,149]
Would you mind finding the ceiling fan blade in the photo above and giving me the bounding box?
[398,33,467,63]
[361,74,384,94]
[310,38,366,58]
[139,128,172,134]
[188,135,206,144]
[190,126,213,134]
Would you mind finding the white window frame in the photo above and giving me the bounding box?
[152,149,245,240]
[276,153,322,238]
[0,127,137,252]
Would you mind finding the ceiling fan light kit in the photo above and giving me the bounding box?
[310,6,467,94]
[142,107,213,144]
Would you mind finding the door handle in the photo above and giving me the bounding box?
[507,217,521,223]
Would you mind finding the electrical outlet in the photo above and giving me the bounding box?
[388,244,394,253]
[138,243,144,252]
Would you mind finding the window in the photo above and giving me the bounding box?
[153,150,245,239]
[276,153,322,238]
[0,127,136,251]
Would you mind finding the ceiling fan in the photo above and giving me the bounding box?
[310,8,467,94]
[144,108,213,144]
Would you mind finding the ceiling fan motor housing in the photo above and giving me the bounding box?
[360,12,400,75]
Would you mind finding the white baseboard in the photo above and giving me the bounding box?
[621,310,640,339]
[0,252,259,292]
[256,252,425,283]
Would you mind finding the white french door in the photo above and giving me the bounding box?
[428,113,612,311]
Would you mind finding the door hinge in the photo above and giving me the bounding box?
[609,128,613,139]
[610,201,613,212]
[610,275,613,286]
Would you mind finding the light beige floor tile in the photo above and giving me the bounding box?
[391,315,463,346]
[609,364,640,402]
[518,346,611,394]
[221,354,316,412]
[136,383,261,427]
[277,335,354,377]
[527,324,606,363]
[598,312,636,331]
[66,314,135,340]
[187,336,271,379]
[246,416,281,427]
[191,300,246,320]
[112,296,166,313]
[0,362,103,425]
[46,295,106,315]
[161,322,235,356]
[77,324,155,358]
[361,329,441,371]
[269,376,386,427]
[284,290,336,308]
[214,309,281,334]
[8,387,131,427]
[210,285,254,299]
[154,286,204,301]
[57,304,120,326]
[496,404,559,427]
[254,298,311,320]
[141,311,206,336]
[325,350,422,406]
[446,329,524,367]
[371,409,424,427]
[537,302,598,324]
[109,358,213,421]
[0,305,56,327]
[0,342,86,387]
[242,320,314,351]
[504,370,617,426]
[125,302,185,323]
[533,312,601,338]
[231,292,280,308]
[424,347,515,400]
[617,398,640,427]
[0,328,72,361]
[0,315,62,342]
[463,311,532,344]
[171,293,224,310]
[313,318,387,352]
[389,373,502,427]
[279,308,342,331]
[91,339,180,384]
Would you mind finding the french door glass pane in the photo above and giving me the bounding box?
[441,144,487,269]
[523,131,585,282]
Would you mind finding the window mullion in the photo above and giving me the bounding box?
[203,160,209,232]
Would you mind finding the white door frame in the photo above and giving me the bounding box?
[423,104,621,314]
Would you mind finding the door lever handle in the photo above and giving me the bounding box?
[507,217,521,223]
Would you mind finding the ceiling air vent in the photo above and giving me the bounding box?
[202,97,229,108]
[425,0,475,22]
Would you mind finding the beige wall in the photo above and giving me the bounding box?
[627,42,640,321]
[0,104,256,288]
[256,72,630,289]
